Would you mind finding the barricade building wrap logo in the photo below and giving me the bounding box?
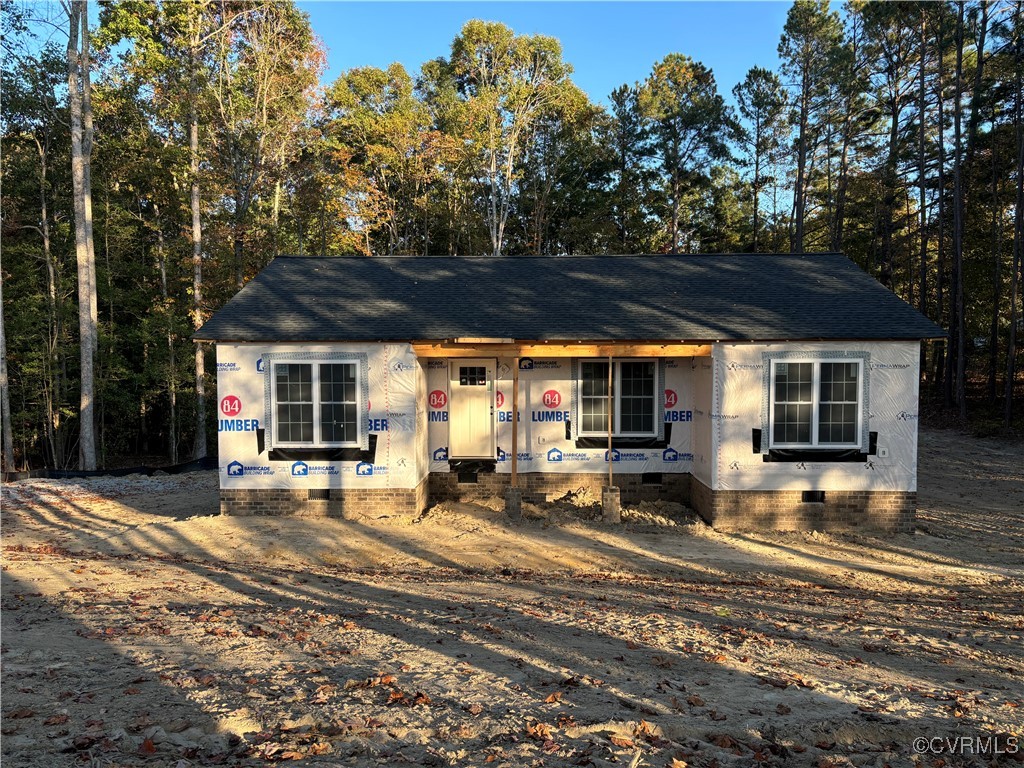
[224,460,273,477]
[217,361,240,373]
[547,447,590,462]
[519,358,561,370]
[256,357,265,373]
[433,447,448,462]
[497,449,533,463]
[290,461,340,477]
[356,462,373,476]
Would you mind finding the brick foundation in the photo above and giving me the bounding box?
[220,472,914,534]
[220,475,428,518]
[428,471,691,506]
[690,478,915,533]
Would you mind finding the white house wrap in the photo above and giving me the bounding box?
[712,341,920,493]
[216,343,426,491]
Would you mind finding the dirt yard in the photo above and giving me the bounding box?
[2,428,1022,767]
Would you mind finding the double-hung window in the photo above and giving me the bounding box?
[579,360,658,437]
[272,361,360,447]
[770,359,862,449]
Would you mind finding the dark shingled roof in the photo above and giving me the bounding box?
[194,253,946,342]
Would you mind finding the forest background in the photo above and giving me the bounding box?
[1,0,1021,471]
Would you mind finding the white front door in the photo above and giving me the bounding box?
[448,359,496,459]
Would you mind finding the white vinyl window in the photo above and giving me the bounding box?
[271,361,361,447]
[770,359,863,449]
[579,360,658,437]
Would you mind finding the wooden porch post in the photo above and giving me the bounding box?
[607,354,613,487]
[511,358,519,488]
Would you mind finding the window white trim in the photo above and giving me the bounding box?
[768,358,864,449]
[270,359,363,448]
[578,358,659,438]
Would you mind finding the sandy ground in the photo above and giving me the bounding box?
[1,427,1022,767]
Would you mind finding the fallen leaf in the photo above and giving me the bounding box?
[44,714,70,725]
[139,738,156,754]
[544,692,563,704]
[634,720,655,736]
[526,721,552,741]
[345,674,396,690]
[6,708,35,719]
[609,735,635,748]
[687,695,705,707]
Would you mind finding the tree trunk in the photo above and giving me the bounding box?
[0,267,15,471]
[832,16,859,253]
[793,67,810,254]
[670,164,680,255]
[66,0,98,470]
[1006,0,1024,426]
[987,142,1001,403]
[272,177,282,259]
[918,8,929,319]
[189,45,207,461]
[879,88,901,290]
[154,204,177,463]
[936,14,949,398]
[233,222,244,288]
[951,1,967,419]
[35,133,63,467]
[752,112,761,253]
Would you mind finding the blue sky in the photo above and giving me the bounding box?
[297,1,793,107]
